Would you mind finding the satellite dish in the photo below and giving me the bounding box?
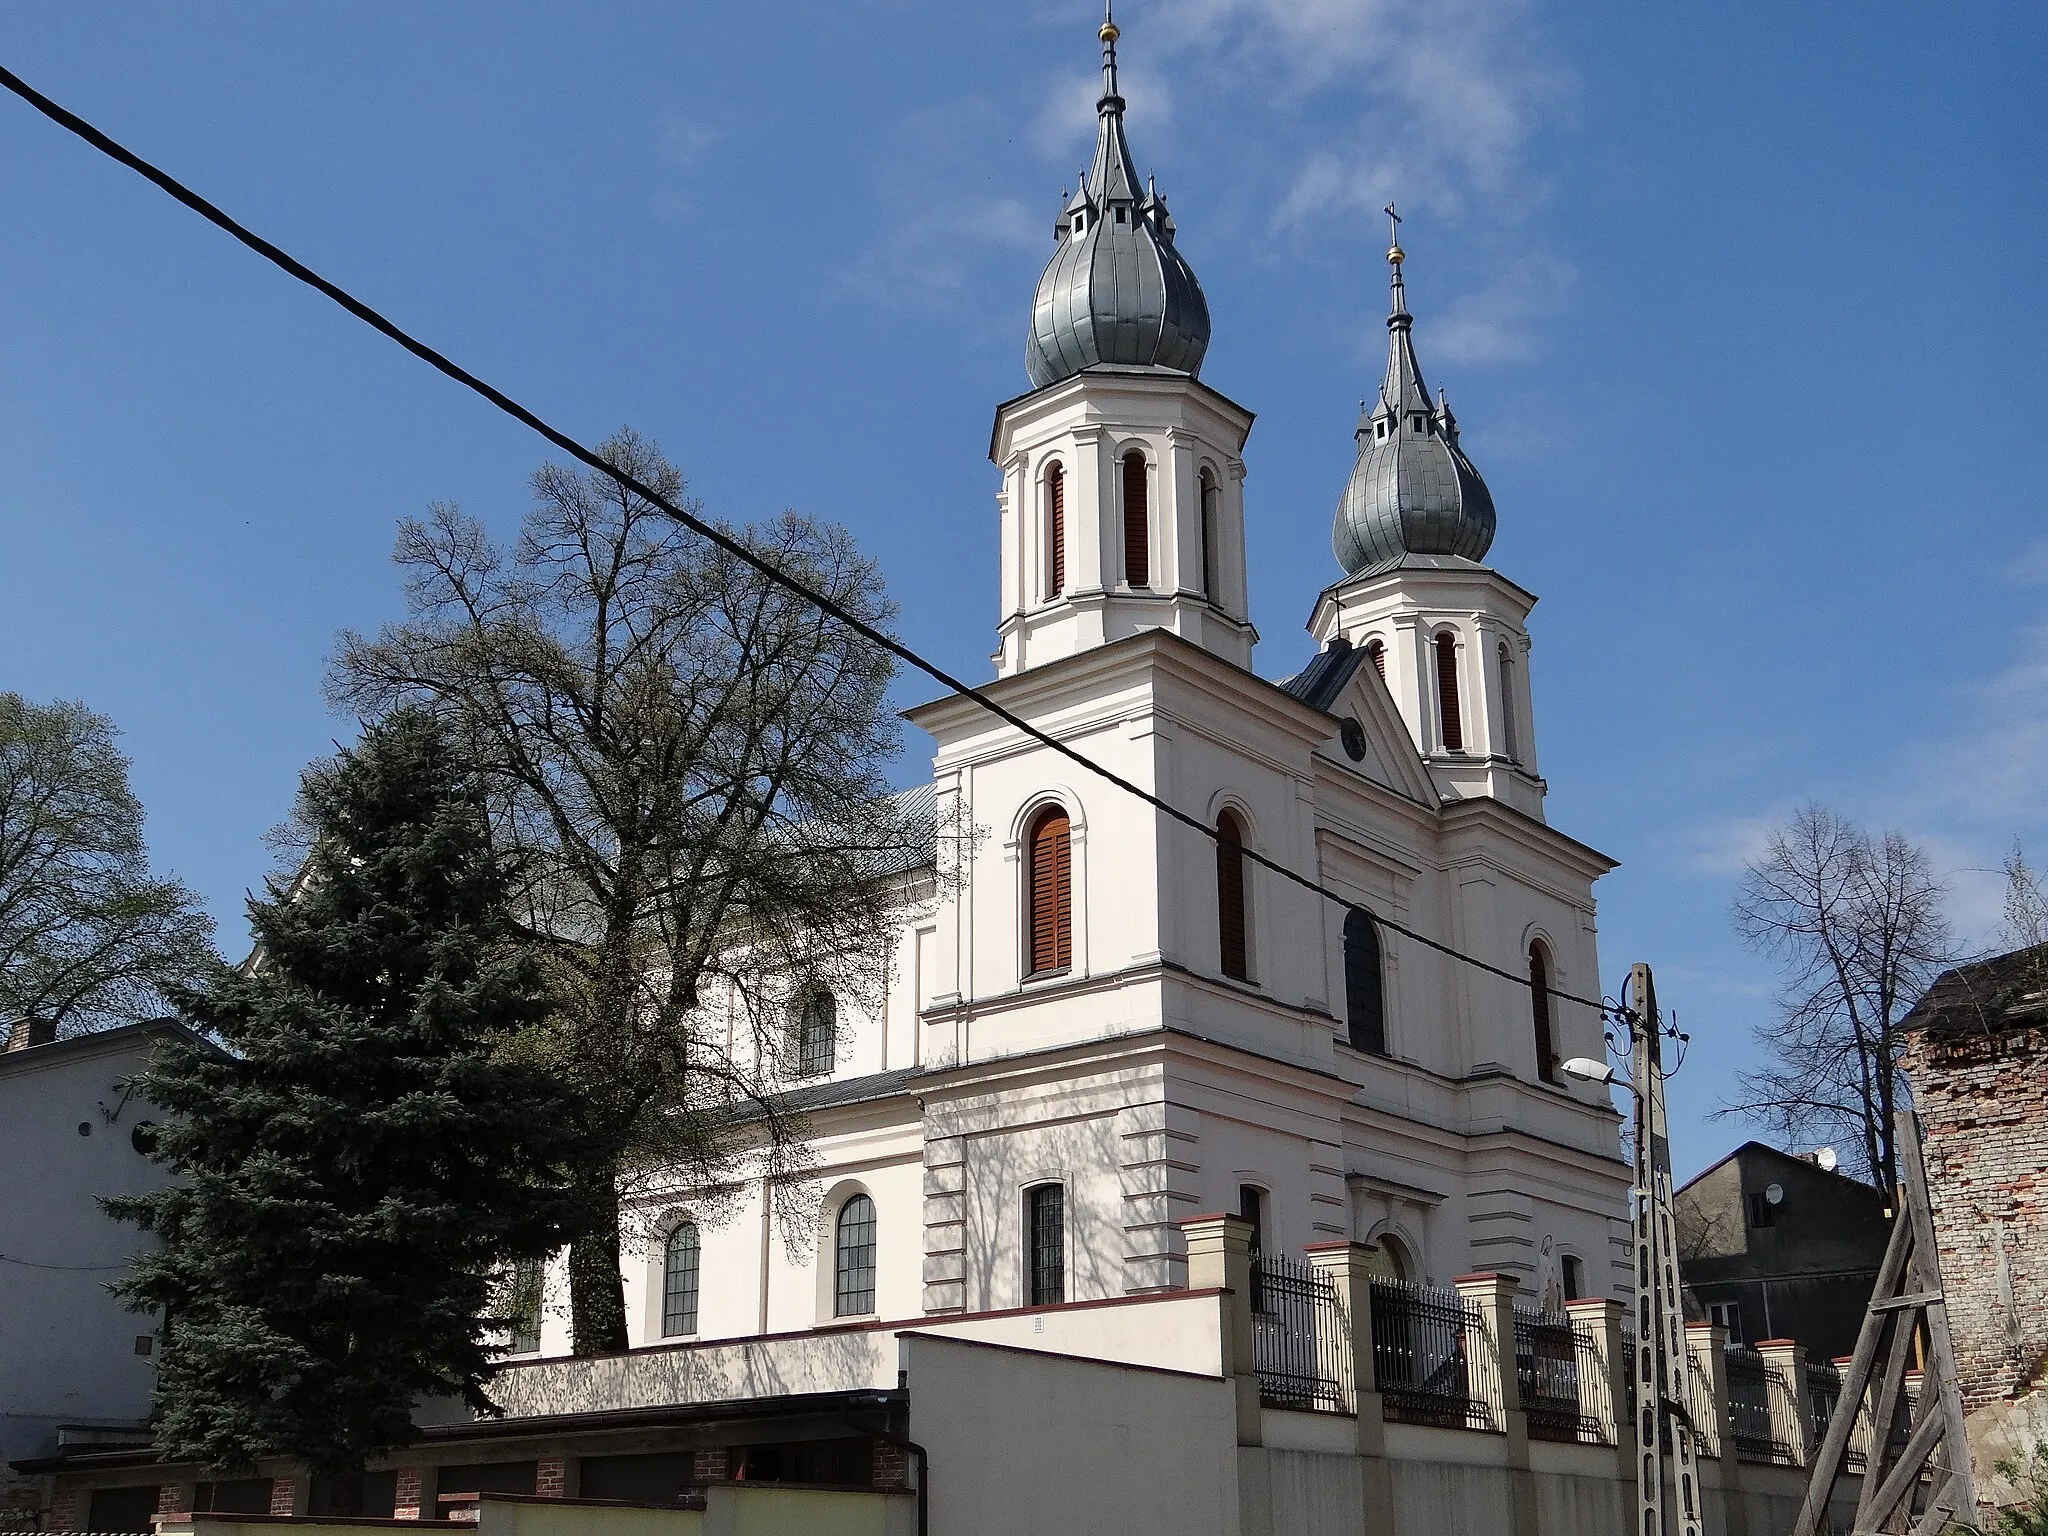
[1765,1182,1785,1206]
[1816,1146,1839,1172]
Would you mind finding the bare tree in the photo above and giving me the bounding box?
[1727,804,1955,1193]
[0,693,215,1039]
[2002,841,2048,948]
[329,428,931,1354]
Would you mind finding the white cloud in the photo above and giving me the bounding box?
[658,113,718,168]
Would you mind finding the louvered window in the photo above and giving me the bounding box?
[834,1194,877,1316]
[1027,806,1073,977]
[1498,643,1519,762]
[1343,908,1386,1056]
[1217,810,1250,982]
[1046,463,1066,598]
[661,1223,700,1337]
[1199,468,1219,599]
[1027,1184,1065,1306]
[1366,639,1386,681]
[1435,633,1464,752]
[1529,944,1557,1083]
[1122,451,1149,588]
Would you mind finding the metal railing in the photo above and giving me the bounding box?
[1251,1252,1349,1413]
[1513,1304,1601,1443]
[1806,1357,1865,1471]
[1370,1279,1492,1430]
[1726,1345,1795,1465]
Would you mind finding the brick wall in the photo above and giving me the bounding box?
[691,1446,727,1486]
[1903,1024,2048,1408]
[534,1457,567,1498]
[268,1477,298,1517]
[872,1442,908,1490]
[393,1467,424,1521]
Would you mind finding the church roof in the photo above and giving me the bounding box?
[1023,12,1210,390]
[1331,222,1496,575]
[1275,636,1375,714]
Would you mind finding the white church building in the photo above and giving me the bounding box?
[591,18,1631,1353]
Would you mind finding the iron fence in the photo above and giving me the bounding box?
[1513,1304,1601,1443]
[1251,1252,1349,1413]
[1370,1279,1492,1430]
[1726,1345,1795,1465]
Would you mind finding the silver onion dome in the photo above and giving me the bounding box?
[1024,15,1210,390]
[1332,226,1496,574]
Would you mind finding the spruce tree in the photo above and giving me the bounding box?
[110,708,591,1507]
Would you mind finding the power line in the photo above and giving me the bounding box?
[0,62,1611,1020]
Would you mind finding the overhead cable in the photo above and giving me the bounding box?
[0,62,1610,1018]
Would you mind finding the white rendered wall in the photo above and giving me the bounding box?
[0,1031,175,1465]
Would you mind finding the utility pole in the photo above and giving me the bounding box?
[1631,962,1706,1536]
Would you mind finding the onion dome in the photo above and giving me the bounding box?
[1332,217,1496,574]
[1024,12,1210,389]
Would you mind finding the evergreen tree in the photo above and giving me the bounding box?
[109,708,591,1506]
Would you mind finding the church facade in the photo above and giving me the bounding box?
[578,13,1633,1363]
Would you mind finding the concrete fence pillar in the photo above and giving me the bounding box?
[1684,1322,1730,1461]
[1454,1271,1522,1423]
[1305,1242,1394,1536]
[1566,1296,1633,1476]
[1756,1339,1811,1466]
[1181,1212,1261,1447]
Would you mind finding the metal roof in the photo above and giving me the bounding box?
[1332,246,1496,575]
[1023,19,1210,390]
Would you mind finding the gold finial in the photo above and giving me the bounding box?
[1100,18,1119,42]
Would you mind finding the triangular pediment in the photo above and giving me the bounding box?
[1279,645,1438,806]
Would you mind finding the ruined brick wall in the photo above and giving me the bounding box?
[1903,1024,2048,1408]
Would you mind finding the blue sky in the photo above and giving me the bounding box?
[2,3,2042,1179]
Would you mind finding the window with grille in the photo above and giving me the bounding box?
[1529,944,1556,1083]
[1027,1184,1065,1306]
[1497,643,1519,762]
[1435,633,1464,752]
[1217,810,1249,981]
[795,989,836,1078]
[1199,468,1219,599]
[1343,908,1386,1056]
[1046,462,1066,598]
[1026,806,1073,977]
[834,1194,877,1316]
[1122,451,1149,588]
[661,1222,700,1337]
[506,1257,542,1355]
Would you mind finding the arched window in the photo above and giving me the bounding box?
[1027,1184,1065,1306]
[1122,450,1149,588]
[1364,1233,1410,1282]
[1529,942,1557,1083]
[1497,642,1519,762]
[1434,632,1464,753]
[1045,462,1066,599]
[1198,467,1220,599]
[1343,908,1386,1056]
[1216,810,1250,982]
[1365,638,1386,681]
[661,1222,700,1337]
[1561,1252,1585,1303]
[795,989,836,1079]
[1026,806,1073,977]
[834,1193,877,1316]
[1239,1184,1268,1312]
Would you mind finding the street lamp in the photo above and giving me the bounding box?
[1559,1056,1620,1088]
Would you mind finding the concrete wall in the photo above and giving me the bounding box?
[0,1028,176,1473]
[903,1332,1238,1536]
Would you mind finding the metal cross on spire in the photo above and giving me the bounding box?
[1384,202,1403,264]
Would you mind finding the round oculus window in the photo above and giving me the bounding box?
[1340,717,1368,762]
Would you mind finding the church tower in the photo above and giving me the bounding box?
[1309,223,1547,818]
[990,14,1258,679]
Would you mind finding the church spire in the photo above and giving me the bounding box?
[1024,9,1210,389]
[1331,214,1497,573]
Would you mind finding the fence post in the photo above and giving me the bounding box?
[1305,1243,1394,1536]
[1182,1213,1262,1447]
[1566,1296,1632,1474]
[1684,1321,1731,1460]
[1838,1355,1873,1479]
[1756,1339,1811,1467]
[1454,1271,1521,1424]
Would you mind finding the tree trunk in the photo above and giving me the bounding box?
[568,1166,629,1355]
